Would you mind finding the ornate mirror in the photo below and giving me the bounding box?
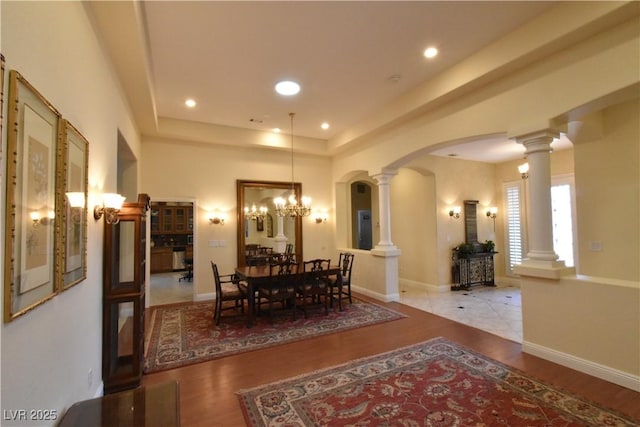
[236,180,303,266]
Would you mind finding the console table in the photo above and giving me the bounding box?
[451,251,497,290]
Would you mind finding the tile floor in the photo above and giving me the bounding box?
[398,285,523,343]
[148,273,523,343]
[149,272,194,306]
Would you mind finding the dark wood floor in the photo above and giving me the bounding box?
[142,294,640,427]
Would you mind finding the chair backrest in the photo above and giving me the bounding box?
[211,261,222,294]
[338,252,355,282]
[303,259,331,285]
[269,260,299,287]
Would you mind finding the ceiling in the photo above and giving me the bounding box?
[90,1,566,163]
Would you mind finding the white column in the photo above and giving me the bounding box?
[274,216,287,253]
[371,170,397,248]
[369,169,401,301]
[513,129,569,278]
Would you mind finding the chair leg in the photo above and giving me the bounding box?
[215,298,221,325]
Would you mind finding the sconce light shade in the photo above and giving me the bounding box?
[518,162,529,179]
[314,210,328,224]
[66,192,86,208]
[94,193,126,224]
[208,210,225,225]
[449,207,461,219]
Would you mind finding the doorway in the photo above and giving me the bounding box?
[357,210,373,250]
[149,200,195,306]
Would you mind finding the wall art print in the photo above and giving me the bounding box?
[4,70,61,322]
[57,119,88,290]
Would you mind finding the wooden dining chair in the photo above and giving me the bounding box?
[257,261,299,323]
[211,262,247,325]
[298,259,331,317]
[330,252,355,311]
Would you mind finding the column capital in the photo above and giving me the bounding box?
[370,169,398,185]
[512,128,560,155]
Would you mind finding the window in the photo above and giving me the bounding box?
[503,176,576,274]
[551,176,576,268]
[504,182,525,274]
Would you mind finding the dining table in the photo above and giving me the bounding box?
[234,264,343,328]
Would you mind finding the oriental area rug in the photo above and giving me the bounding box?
[237,337,638,427]
[144,298,406,373]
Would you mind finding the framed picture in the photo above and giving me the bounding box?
[1,54,4,157]
[4,70,61,322]
[256,216,264,232]
[57,119,88,290]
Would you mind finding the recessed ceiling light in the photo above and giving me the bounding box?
[275,80,301,96]
[321,122,330,130]
[185,98,196,108]
[423,47,438,59]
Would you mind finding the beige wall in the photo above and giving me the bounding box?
[1,2,142,422]
[140,137,334,297]
[573,100,639,281]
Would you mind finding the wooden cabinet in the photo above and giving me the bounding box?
[150,203,193,234]
[102,194,149,394]
[451,251,496,291]
[150,247,173,273]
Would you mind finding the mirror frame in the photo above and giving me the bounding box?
[236,180,303,266]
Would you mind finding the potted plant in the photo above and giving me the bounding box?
[483,240,495,253]
[455,242,476,257]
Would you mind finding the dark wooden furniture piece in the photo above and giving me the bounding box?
[257,261,300,323]
[102,194,149,394]
[451,250,497,290]
[298,259,331,317]
[235,264,341,328]
[211,262,246,325]
[58,381,179,427]
[331,252,355,310]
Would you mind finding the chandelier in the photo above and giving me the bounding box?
[274,113,312,217]
[244,204,267,220]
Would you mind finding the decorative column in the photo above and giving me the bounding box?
[274,215,287,253]
[371,170,397,249]
[369,169,401,301]
[513,129,569,278]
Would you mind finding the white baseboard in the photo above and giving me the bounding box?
[399,278,449,293]
[93,382,104,398]
[522,340,640,392]
[194,292,215,302]
[352,284,400,302]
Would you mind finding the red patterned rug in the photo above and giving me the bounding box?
[144,298,406,373]
[238,337,638,427]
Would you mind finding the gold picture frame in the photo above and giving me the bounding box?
[1,54,4,158]
[57,119,88,290]
[4,70,61,322]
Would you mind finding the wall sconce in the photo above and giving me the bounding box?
[66,192,86,224]
[94,193,126,224]
[30,210,55,228]
[66,192,85,208]
[208,210,225,225]
[486,206,497,231]
[518,162,529,179]
[315,211,328,224]
[449,206,461,219]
